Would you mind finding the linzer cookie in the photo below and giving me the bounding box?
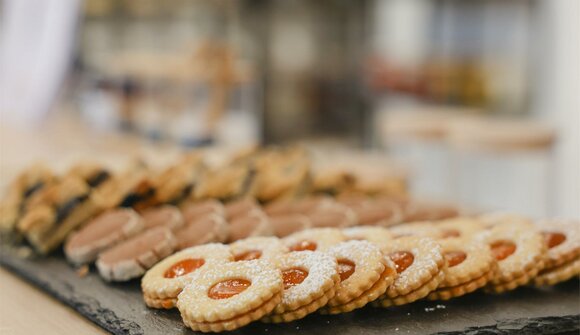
[269,214,312,237]
[175,214,228,250]
[64,209,144,265]
[96,226,177,281]
[262,251,339,322]
[375,236,445,307]
[283,228,345,252]
[322,240,396,314]
[478,220,546,293]
[227,210,273,242]
[177,260,283,332]
[388,222,440,239]
[229,236,288,262]
[141,205,184,231]
[181,200,225,224]
[428,237,496,300]
[430,217,484,239]
[342,226,393,247]
[533,219,580,286]
[141,244,233,309]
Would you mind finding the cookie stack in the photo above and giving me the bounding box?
[139,215,580,333]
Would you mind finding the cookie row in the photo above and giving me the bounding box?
[0,146,407,254]
[140,215,579,332]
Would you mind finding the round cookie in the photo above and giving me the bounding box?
[342,226,393,247]
[375,236,446,307]
[283,228,345,252]
[181,200,225,224]
[431,217,485,239]
[174,214,229,250]
[142,244,233,309]
[306,204,357,228]
[533,219,580,286]
[262,251,339,322]
[322,240,396,314]
[427,237,496,300]
[269,214,312,237]
[141,205,184,231]
[477,220,546,293]
[177,260,283,332]
[229,236,288,262]
[228,210,273,242]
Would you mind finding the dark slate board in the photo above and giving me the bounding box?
[1,246,579,335]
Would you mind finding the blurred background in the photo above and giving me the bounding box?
[0,0,578,218]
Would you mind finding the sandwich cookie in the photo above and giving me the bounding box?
[342,226,393,247]
[224,198,260,221]
[427,237,496,300]
[177,260,283,332]
[229,236,288,262]
[322,240,396,314]
[64,209,144,265]
[264,196,333,217]
[96,226,177,281]
[181,200,225,224]
[269,214,312,237]
[533,219,580,286]
[283,228,345,252]
[338,196,403,227]
[141,244,233,309]
[375,236,445,307]
[306,203,357,228]
[478,220,546,293]
[262,251,339,322]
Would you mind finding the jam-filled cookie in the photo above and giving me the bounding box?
[430,217,485,239]
[477,220,546,293]
[263,251,339,322]
[64,208,144,265]
[342,226,393,247]
[174,214,229,250]
[229,236,288,262]
[375,236,445,307]
[177,260,283,332]
[533,219,580,286]
[142,244,233,309]
[322,240,396,314]
[283,228,345,252]
[428,237,496,300]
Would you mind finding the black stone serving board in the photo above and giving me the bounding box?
[0,247,578,335]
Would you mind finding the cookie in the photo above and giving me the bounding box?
[427,237,496,300]
[342,226,393,247]
[225,198,260,221]
[262,251,339,322]
[153,155,205,205]
[227,210,273,242]
[264,196,333,217]
[175,214,229,250]
[194,163,257,202]
[229,236,288,262]
[322,240,396,314]
[375,236,445,307]
[283,228,345,252]
[141,205,184,231]
[269,214,312,237]
[338,196,403,227]
[177,260,283,332]
[430,217,485,239]
[401,199,459,222]
[477,219,546,293]
[64,162,112,189]
[253,150,311,202]
[142,244,233,309]
[95,169,157,211]
[64,209,144,265]
[533,219,580,286]
[306,204,357,228]
[96,226,177,281]
[181,200,225,224]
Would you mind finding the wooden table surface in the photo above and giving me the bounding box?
[0,268,105,334]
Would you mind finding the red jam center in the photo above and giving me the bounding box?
[289,240,317,252]
[444,251,467,267]
[234,250,263,261]
[389,251,415,273]
[164,258,205,278]
[208,279,251,299]
[490,241,517,261]
[542,232,566,249]
[282,268,309,289]
[337,259,356,281]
